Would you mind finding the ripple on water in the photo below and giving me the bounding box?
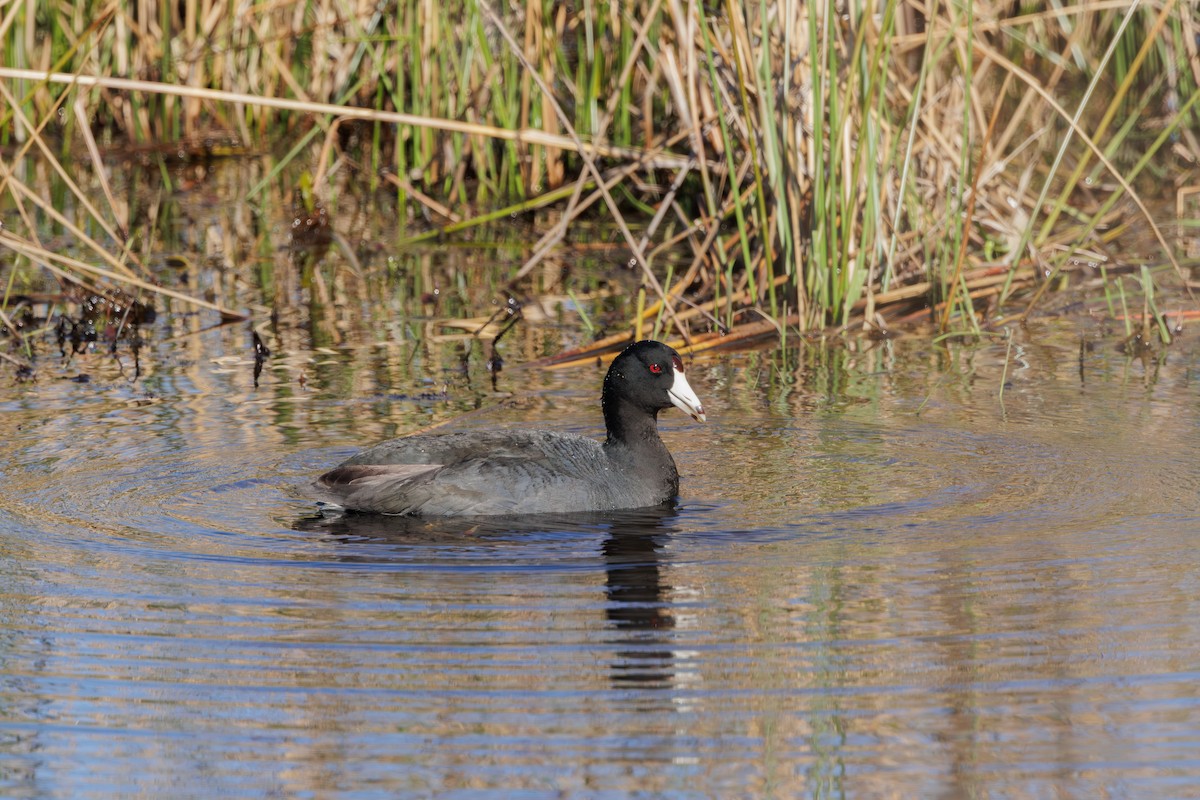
[4,335,1200,797]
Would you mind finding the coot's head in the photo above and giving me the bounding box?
[603,340,706,423]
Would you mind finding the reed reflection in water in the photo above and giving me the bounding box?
[3,311,1200,796]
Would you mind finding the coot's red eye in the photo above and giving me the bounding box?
[648,363,663,374]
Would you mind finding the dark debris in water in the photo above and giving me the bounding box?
[121,131,250,165]
[1,288,155,380]
[289,179,333,248]
[483,297,523,391]
[81,291,157,327]
[290,202,332,247]
[252,330,271,388]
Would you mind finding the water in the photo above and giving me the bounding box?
[2,308,1199,798]
[0,154,1195,796]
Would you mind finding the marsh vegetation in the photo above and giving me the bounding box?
[1,0,1198,368]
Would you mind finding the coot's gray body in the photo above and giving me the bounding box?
[314,340,705,516]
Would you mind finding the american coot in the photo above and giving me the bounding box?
[314,340,705,516]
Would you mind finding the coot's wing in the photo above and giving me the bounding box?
[313,462,443,515]
[315,430,614,515]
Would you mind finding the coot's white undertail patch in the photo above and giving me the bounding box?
[313,340,704,516]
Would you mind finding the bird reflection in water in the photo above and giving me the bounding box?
[293,505,683,690]
[601,508,678,688]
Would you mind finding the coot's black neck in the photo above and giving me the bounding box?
[602,395,679,491]
[603,394,660,444]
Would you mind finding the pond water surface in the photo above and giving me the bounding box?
[3,308,1200,797]
[0,149,1196,798]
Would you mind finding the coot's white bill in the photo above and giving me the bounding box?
[668,366,706,422]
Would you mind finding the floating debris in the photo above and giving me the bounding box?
[253,330,271,388]
[289,172,333,247]
[0,286,155,379]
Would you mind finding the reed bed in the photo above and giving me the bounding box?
[1,0,1198,359]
